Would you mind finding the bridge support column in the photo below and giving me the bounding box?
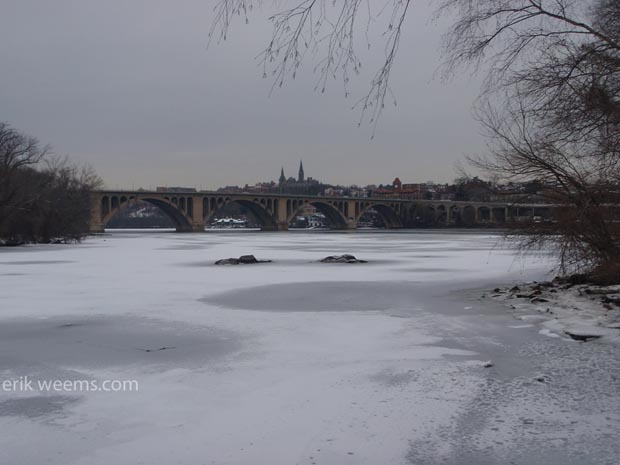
[89,221,105,234]
[189,195,205,232]
[89,194,105,233]
[346,200,357,229]
[275,199,289,231]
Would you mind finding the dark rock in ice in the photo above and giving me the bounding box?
[531,297,549,304]
[510,286,520,293]
[603,293,620,304]
[215,255,272,265]
[320,254,367,264]
[564,330,603,342]
[140,346,176,353]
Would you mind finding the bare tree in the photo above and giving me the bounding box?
[457,0,620,281]
[0,123,102,244]
[0,122,49,233]
[471,93,620,279]
[34,157,103,243]
[209,0,412,133]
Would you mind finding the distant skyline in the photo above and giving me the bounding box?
[0,0,486,189]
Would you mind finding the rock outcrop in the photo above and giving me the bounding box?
[215,255,272,265]
[320,254,367,264]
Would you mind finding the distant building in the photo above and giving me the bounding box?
[277,161,321,195]
[217,185,243,193]
[374,178,454,200]
[298,160,305,182]
[242,181,276,193]
[156,186,197,193]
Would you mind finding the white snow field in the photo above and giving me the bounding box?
[0,230,619,465]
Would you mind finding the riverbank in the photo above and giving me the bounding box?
[486,280,620,344]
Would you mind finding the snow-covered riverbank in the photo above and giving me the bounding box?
[487,280,620,344]
[0,230,618,465]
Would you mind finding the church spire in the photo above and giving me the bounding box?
[298,160,305,182]
[279,167,286,184]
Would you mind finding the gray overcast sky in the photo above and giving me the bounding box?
[0,0,485,189]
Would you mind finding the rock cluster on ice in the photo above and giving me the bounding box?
[319,254,367,264]
[214,255,272,265]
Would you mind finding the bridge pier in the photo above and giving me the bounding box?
[89,195,105,233]
[89,224,105,234]
[346,200,357,229]
[275,200,289,231]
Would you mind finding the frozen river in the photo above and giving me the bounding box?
[0,230,619,465]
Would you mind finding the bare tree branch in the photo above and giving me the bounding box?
[209,0,412,133]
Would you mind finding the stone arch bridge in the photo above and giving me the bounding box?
[90,190,551,232]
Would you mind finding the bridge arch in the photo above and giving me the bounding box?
[478,206,491,222]
[436,205,448,225]
[205,198,278,230]
[492,206,506,223]
[356,203,403,228]
[448,204,479,226]
[423,205,436,225]
[101,196,194,231]
[449,205,460,225]
[287,200,348,229]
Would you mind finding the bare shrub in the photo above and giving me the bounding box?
[0,123,101,244]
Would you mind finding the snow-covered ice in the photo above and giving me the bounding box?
[0,230,618,465]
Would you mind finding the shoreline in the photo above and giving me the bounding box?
[483,280,620,344]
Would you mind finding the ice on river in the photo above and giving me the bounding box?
[0,230,618,465]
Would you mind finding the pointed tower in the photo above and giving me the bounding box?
[279,167,286,184]
[298,160,305,182]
